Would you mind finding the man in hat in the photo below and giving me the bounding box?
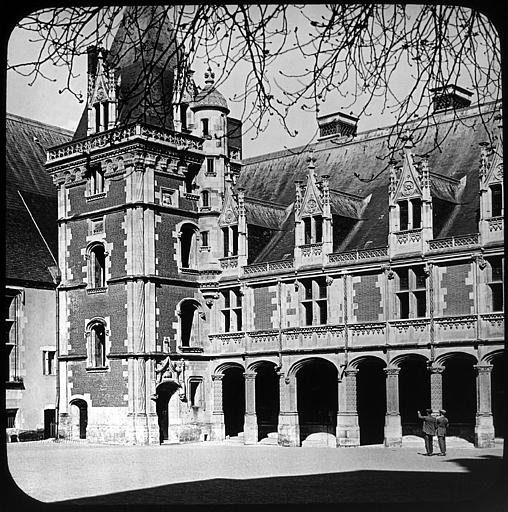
[435,409,449,455]
[417,408,437,455]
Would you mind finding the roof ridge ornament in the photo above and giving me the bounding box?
[204,67,215,86]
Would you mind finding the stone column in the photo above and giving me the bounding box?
[384,368,402,447]
[474,364,495,448]
[277,371,299,446]
[243,372,258,444]
[428,364,444,412]
[336,369,360,447]
[211,374,225,441]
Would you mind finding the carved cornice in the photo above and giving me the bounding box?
[434,315,477,330]
[350,322,386,335]
[389,318,429,332]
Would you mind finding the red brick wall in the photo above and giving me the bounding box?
[353,273,383,322]
[253,286,277,330]
[441,263,473,315]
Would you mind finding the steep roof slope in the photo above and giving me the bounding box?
[74,5,181,139]
[5,114,72,286]
[239,102,499,261]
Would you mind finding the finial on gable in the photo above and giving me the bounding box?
[307,150,316,176]
[401,129,414,150]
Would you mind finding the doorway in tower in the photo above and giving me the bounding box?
[491,352,505,439]
[255,363,279,441]
[398,355,430,436]
[155,380,180,443]
[296,359,337,443]
[222,366,245,437]
[44,409,56,439]
[70,399,88,440]
[442,353,476,442]
[357,357,386,445]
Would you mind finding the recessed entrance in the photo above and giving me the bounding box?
[399,356,430,436]
[296,359,337,443]
[222,367,245,437]
[442,354,476,441]
[357,358,386,445]
[255,363,279,441]
[155,380,180,443]
[491,353,505,439]
[70,399,88,440]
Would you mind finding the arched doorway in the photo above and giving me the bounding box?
[398,355,430,436]
[357,357,386,445]
[255,363,279,441]
[222,367,245,437]
[155,380,180,444]
[70,399,88,440]
[491,353,505,439]
[442,353,476,441]
[296,359,337,443]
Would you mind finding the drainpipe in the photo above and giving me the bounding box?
[52,269,61,440]
[277,280,283,370]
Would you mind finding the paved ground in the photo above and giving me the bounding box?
[6,440,506,510]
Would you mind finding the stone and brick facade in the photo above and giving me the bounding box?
[45,6,504,448]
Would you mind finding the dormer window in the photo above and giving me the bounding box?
[303,215,323,244]
[491,184,503,217]
[398,198,421,230]
[87,165,105,196]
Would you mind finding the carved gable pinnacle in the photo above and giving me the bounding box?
[298,151,324,219]
[392,141,423,202]
[218,184,239,226]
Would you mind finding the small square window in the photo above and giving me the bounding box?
[161,189,175,207]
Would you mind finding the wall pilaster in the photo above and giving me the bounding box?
[474,364,495,448]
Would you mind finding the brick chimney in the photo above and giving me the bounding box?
[431,85,473,113]
[317,111,358,140]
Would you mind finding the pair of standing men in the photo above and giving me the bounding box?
[417,409,448,456]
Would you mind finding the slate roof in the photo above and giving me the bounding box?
[73,5,181,139]
[244,196,289,229]
[238,101,500,263]
[5,114,72,285]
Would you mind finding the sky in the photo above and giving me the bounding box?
[5,5,499,159]
[5,5,396,159]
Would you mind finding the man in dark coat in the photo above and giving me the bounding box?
[417,408,437,455]
[435,409,449,455]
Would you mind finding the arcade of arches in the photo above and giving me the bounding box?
[207,352,504,447]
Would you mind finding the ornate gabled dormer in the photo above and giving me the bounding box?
[294,152,332,266]
[479,114,504,245]
[217,174,247,273]
[86,46,118,136]
[388,133,433,257]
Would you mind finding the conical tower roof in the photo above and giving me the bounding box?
[73,5,183,139]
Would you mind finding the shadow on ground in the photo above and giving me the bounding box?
[7,454,507,511]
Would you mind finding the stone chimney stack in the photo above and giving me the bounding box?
[431,85,473,113]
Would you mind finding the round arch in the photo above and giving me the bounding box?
[288,355,339,378]
[348,354,386,370]
[177,222,199,269]
[213,361,245,376]
[176,298,205,349]
[69,396,88,440]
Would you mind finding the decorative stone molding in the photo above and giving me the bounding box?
[219,256,238,269]
[435,315,476,330]
[350,322,386,335]
[381,263,395,279]
[396,229,422,244]
[390,318,429,332]
[481,313,504,327]
[487,217,504,232]
[243,259,294,275]
[301,243,323,257]
[428,234,480,251]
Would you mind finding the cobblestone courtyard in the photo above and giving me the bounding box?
[6,441,505,509]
